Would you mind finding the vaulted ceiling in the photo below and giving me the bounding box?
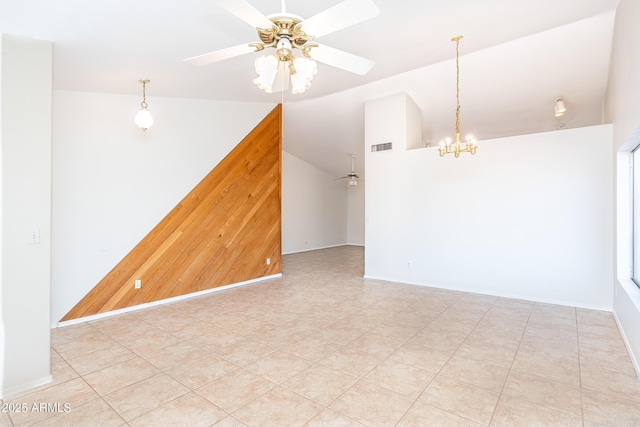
[1,0,620,178]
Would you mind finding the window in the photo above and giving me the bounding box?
[632,146,640,288]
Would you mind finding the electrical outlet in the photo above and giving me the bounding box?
[27,228,40,245]
[407,261,412,268]
[266,258,271,265]
[135,279,141,289]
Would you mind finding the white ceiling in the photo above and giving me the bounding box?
[0,0,619,179]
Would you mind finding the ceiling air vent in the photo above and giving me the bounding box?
[371,142,392,152]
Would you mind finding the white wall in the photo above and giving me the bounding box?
[51,91,275,325]
[1,35,52,398]
[606,0,640,375]
[365,93,613,309]
[347,182,365,246]
[282,151,348,254]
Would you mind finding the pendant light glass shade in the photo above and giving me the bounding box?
[135,79,153,131]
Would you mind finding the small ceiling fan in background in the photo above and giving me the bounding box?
[335,154,359,186]
[183,0,379,94]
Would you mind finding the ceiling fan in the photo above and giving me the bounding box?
[183,0,380,94]
[335,154,359,186]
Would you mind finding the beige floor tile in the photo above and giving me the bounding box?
[316,347,383,378]
[32,398,125,427]
[215,339,277,366]
[388,338,453,372]
[329,380,414,427]
[103,373,189,421]
[579,330,629,354]
[283,364,358,406]
[213,416,248,426]
[232,386,322,427]
[579,346,638,377]
[453,340,517,368]
[64,343,136,376]
[129,392,227,427]
[491,395,582,426]
[581,365,640,399]
[284,336,342,362]
[187,326,246,351]
[0,413,12,427]
[583,388,640,426]
[465,326,523,351]
[165,354,239,388]
[137,341,209,370]
[117,327,183,354]
[196,368,275,413]
[502,371,582,417]
[439,352,509,392]
[419,375,500,425]
[510,348,580,388]
[397,400,484,427]
[83,357,160,395]
[362,358,435,399]
[427,316,479,335]
[243,350,311,383]
[343,331,406,359]
[305,409,366,426]
[6,378,99,426]
[34,247,640,427]
[52,329,116,360]
[409,328,468,354]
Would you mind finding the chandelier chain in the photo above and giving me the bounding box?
[454,36,461,136]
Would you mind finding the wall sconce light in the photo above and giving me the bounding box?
[554,97,566,117]
[135,79,153,131]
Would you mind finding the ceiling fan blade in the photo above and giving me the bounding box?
[310,44,374,75]
[183,44,256,67]
[333,176,349,181]
[211,0,274,29]
[300,0,379,39]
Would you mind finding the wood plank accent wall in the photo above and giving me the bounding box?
[62,105,282,321]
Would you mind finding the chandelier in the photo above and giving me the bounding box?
[252,13,318,94]
[439,36,477,157]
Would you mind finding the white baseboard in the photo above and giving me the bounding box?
[283,243,351,255]
[55,273,282,328]
[613,310,640,380]
[1,375,52,400]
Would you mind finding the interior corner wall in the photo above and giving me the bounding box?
[347,182,365,246]
[282,151,347,254]
[365,97,613,309]
[1,34,52,398]
[51,90,275,325]
[606,0,640,376]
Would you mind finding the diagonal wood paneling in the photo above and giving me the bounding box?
[62,105,282,321]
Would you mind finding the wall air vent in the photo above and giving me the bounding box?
[371,142,392,152]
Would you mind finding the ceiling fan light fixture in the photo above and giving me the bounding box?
[291,56,317,94]
[134,79,153,131]
[253,55,279,92]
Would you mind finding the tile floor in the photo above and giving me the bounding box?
[3,245,640,426]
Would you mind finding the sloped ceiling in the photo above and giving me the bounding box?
[0,0,619,178]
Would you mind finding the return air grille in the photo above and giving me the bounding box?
[371,142,392,152]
